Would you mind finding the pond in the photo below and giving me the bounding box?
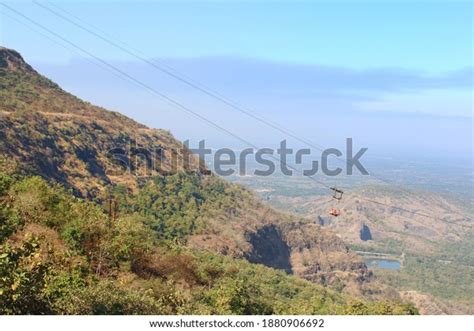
[364,258,401,270]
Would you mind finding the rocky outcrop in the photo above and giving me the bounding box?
[360,223,373,241]
[317,216,332,226]
[244,225,292,273]
[0,47,34,72]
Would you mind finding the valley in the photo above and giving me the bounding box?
[228,169,474,314]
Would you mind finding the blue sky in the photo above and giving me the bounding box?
[2,1,473,71]
[0,0,473,158]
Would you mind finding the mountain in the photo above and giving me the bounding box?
[239,182,474,313]
[0,47,204,199]
[0,46,416,314]
[269,186,472,255]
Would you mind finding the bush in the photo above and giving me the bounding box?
[0,236,52,314]
[0,172,12,196]
[50,280,163,315]
[9,176,73,228]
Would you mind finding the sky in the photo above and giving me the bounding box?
[0,0,473,160]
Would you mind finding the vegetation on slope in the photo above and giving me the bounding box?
[375,236,474,314]
[109,172,251,241]
[0,169,417,315]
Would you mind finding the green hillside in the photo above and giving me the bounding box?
[0,168,416,314]
[0,46,417,314]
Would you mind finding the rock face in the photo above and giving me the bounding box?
[0,47,33,71]
[360,224,373,241]
[245,225,292,273]
[317,216,332,226]
[283,222,374,291]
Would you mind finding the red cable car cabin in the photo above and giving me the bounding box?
[329,187,343,217]
[329,208,341,217]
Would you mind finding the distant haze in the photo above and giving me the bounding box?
[31,57,473,163]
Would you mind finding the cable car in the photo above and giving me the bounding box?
[329,208,341,217]
[329,187,343,217]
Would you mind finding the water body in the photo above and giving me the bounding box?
[364,258,401,270]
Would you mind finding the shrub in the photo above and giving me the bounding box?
[50,280,163,315]
[0,236,52,314]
